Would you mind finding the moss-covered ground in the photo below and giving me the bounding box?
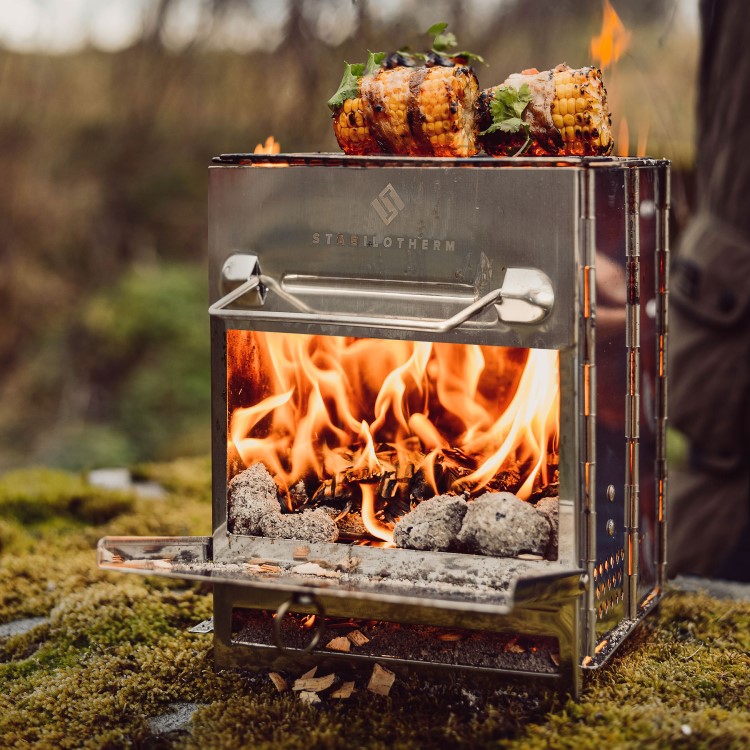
[1,458,748,749]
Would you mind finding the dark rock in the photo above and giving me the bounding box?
[457,492,550,557]
[393,494,468,552]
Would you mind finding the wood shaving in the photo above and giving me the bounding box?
[292,562,341,579]
[268,672,288,692]
[292,673,336,692]
[330,681,355,699]
[293,546,310,560]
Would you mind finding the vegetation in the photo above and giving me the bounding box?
[1,459,748,748]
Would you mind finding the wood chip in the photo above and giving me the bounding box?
[293,546,310,560]
[366,664,395,696]
[517,553,544,561]
[268,672,288,692]
[259,563,281,574]
[292,673,336,692]
[292,562,341,579]
[347,630,370,647]
[330,681,355,699]
[325,636,351,652]
[437,632,465,642]
[550,652,561,667]
[299,667,317,680]
[298,691,321,705]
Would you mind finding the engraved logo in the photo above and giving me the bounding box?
[371,183,405,226]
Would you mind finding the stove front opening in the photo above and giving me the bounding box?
[226,331,560,560]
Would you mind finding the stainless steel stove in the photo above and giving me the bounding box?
[98,153,670,698]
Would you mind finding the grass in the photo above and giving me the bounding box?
[1,458,748,749]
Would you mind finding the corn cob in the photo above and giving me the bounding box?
[332,64,479,157]
[478,64,614,157]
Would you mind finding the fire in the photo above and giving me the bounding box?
[590,0,631,70]
[617,117,630,157]
[253,136,281,154]
[228,332,559,542]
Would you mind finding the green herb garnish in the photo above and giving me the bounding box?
[426,23,485,64]
[480,83,534,155]
[327,50,385,111]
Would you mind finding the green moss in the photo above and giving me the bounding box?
[1,462,749,749]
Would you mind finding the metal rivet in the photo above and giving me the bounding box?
[606,484,616,502]
[606,519,616,537]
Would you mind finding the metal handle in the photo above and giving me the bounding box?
[209,254,554,330]
[272,593,326,655]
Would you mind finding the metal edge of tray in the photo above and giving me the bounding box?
[97,535,586,620]
[210,153,670,169]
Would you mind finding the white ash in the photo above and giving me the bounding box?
[457,492,550,557]
[228,463,281,535]
[393,494,468,551]
[534,497,559,559]
[261,509,339,544]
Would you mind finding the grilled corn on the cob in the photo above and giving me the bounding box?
[478,64,613,157]
[332,64,479,157]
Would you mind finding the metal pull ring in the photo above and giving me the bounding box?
[272,593,326,655]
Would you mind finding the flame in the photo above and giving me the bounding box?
[360,483,394,544]
[227,332,559,541]
[254,136,281,154]
[636,119,649,158]
[590,0,631,70]
[616,117,630,157]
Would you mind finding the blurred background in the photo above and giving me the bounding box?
[0,0,698,471]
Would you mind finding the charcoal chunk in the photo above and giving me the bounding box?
[457,492,550,557]
[227,463,281,535]
[261,509,339,544]
[534,496,559,559]
[393,494,468,552]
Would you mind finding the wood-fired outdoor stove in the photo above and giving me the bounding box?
[98,153,670,698]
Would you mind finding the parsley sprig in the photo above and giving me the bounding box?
[480,83,534,156]
[327,50,385,111]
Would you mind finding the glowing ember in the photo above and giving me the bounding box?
[590,0,631,70]
[228,332,559,541]
[253,136,281,154]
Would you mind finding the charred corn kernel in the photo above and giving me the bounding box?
[332,65,479,157]
[551,66,613,155]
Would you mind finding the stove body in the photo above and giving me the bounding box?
[99,154,670,698]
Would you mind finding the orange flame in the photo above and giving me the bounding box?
[227,332,559,542]
[254,136,281,154]
[616,117,630,157]
[590,0,631,70]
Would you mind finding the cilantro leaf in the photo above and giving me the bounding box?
[327,51,385,111]
[480,83,534,135]
[426,23,448,36]
[432,30,457,52]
